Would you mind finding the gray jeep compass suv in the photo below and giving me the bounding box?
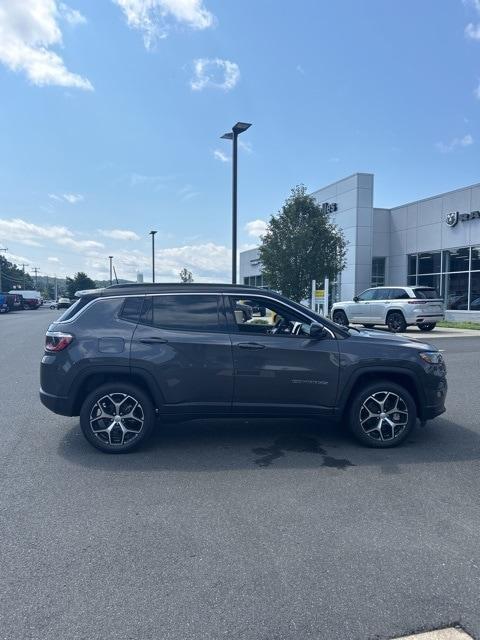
[40,283,447,453]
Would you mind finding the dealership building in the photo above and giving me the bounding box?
[239,173,480,321]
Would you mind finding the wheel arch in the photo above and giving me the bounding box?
[71,367,164,416]
[338,367,423,422]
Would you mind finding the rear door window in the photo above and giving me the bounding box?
[139,295,225,332]
[120,296,144,322]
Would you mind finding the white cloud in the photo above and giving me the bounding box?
[113,0,214,49]
[48,256,60,262]
[190,58,240,91]
[435,133,473,153]
[245,219,268,238]
[99,229,140,241]
[49,192,83,204]
[238,139,252,154]
[213,149,230,163]
[463,0,480,13]
[59,3,86,26]
[0,0,93,90]
[465,22,480,38]
[0,218,103,252]
[475,82,480,99]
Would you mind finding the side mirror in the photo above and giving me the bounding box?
[309,322,328,339]
[353,296,359,303]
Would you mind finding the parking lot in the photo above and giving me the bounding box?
[1,307,480,640]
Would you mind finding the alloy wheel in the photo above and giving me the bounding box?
[89,393,145,446]
[359,391,409,442]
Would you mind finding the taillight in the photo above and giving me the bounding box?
[45,331,73,352]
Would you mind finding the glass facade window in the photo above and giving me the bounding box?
[445,273,469,310]
[470,272,480,311]
[408,246,479,311]
[471,247,480,272]
[443,248,470,272]
[418,251,441,274]
[371,257,386,287]
[408,255,417,276]
[417,274,441,295]
[243,275,266,287]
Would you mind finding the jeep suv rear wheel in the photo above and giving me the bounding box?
[333,310,349,327]
[386,311,407,333]
[80,382,155,453]
[418,322,436,332]
[349,381,416,448]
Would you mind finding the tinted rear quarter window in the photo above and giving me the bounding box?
[57,297,92,321]
[140,295,224,332]
[414,288,439,299]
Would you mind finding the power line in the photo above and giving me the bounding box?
[31,267,40,289]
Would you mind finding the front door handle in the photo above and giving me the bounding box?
[139,337,168,344]
[237,342,265,350]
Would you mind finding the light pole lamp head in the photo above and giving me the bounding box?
[233,122,252,135]
[149,230,157,237]
[221,132,233,140]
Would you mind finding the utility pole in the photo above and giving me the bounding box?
[21,264,27,289]
[0,247,8,292]
[31,267,40,289]
[108,256,113,286]
[54,275,58,300]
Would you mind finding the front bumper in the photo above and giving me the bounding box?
[418,375,448,421]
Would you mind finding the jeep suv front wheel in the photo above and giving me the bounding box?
[349,381,416,447]
[80,382,155,453]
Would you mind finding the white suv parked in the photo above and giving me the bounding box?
[331,286,444,333]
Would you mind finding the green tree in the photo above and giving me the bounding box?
[179,267,194,283]
[258,185,347,302]
[65,272,96,299]
[0,256,34,291]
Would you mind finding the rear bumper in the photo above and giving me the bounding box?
[413,314,444,325]
[39,388,75,416]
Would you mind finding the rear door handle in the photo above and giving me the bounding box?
[139,337,168,344]
[237,342,265,350]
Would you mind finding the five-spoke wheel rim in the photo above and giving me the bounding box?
[89,393,144,446]
[388,314,403,332]
[359,391,408,442]
[334,313,348,326]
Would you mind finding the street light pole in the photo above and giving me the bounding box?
[149,231,157,283]
[108,256,113,286]
[221,122,252,284]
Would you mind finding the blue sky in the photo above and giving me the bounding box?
[0,0,480,283]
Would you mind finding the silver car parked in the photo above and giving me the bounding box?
[331,286,444,333]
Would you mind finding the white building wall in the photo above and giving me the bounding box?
[311,173,374,300]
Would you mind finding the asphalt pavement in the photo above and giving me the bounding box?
[1,308,480,640]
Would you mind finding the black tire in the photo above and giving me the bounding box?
[349,381,416,448]
[80,382,156,453]
[363,324,375,329]
[418,323,436,332]
[386,311,407,333]
[333,310,349,327]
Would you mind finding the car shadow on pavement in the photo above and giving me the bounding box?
[56,415,480,473]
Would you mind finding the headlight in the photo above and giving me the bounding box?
[419,351,444,364]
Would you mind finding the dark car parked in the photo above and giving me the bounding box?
[40,284,447,453]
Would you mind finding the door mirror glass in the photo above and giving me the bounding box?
[308,322,328,339]
[353,296,359,303]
